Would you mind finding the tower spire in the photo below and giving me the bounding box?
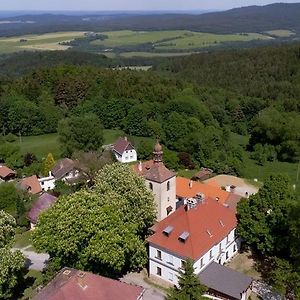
[153,140,163,163]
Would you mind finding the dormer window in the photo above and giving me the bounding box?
[178,231,189,243]
[163,226,174,236]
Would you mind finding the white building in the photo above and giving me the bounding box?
[113,137,137,163]
[39,173,56,191]
[133,142,177,221]
[147,196,252,300]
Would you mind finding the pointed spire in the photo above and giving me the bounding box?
[153,140,163,163]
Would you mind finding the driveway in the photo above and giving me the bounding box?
[121,272,166,300]
[13,245,49,271]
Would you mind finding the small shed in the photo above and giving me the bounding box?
[192,168,213,181]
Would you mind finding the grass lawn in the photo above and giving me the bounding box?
[231,133,300,196]
[265,29,295,37]
[177,169,197,179]
[21,269,43,300]
[14,230,33,249]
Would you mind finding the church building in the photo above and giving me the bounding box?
[133,142,176,221]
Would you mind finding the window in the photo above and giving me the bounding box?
[200,258,204,267]
[130,156,133,159]
[156,250,162,260]
[149,183,153,190]
[157,267,162,276]
[181,260,185,268]
[167,181,170,191]
[167,197,170,202]
[226,235,229,244]
[209,250,213,259]
[219,243,222,252]
[169,272,174,282]
[168,254,173,265]
[233,245,237,252]
[226,251,229,260]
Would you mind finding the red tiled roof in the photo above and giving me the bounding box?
[0,165,16,179]
[27,193,57,224]
[147,198,237,260]
[34,268,144,300]
[176,177,230,205]
[20,175,42,195]
[113,137,134,155]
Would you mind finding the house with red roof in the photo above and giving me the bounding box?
[113,137,137,163]
[34,267,144,300]
[19,175,42,195]
[146,196,252,299]
[0,164,16,182]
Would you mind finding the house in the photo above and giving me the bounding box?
[199,262,252,300]
[27,193,57,229]
[146,195,251,299]
[113,137,137,163]
[51,158,79,184]
[38,173,56,191]
[34,267,144,300]
[20,175,42,195]
[0,165,16,182]
[192,168,213,182]
[133,142,177,221]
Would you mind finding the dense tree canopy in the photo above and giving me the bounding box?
[0,210,25,299]
[33,163,156,277]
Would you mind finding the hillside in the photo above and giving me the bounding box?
[1,3,300,37]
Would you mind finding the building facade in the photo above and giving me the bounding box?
[113,137,137,163]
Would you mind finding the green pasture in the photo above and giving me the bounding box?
[93,30,272,51]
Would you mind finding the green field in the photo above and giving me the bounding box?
[93,30,272,51]
[231,133,300,195]
[0,31,86,54]
[265,29,296,37]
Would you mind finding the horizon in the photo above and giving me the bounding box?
[0,1,298,12]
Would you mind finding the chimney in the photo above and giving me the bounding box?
[124,136,127,141]
[189,180,193,189]
[138,161,143,172]
[77,272,87,290]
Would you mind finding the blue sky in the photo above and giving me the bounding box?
[0,0,298,11]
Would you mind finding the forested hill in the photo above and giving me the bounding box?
[1,3,300,36]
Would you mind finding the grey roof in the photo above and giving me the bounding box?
[199,262,253,300]
[51,158,75,180]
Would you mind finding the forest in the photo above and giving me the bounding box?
[0,42,299,183]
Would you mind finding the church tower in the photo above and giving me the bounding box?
[144,141,177,221]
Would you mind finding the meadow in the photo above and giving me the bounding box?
[92,30,272,51]
[0,31,86,54]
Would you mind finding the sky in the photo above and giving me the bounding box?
[0,0,298,11]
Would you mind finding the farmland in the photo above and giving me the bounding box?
[0,29,274,57]
[0,31,86,54]
[92,30,272,51]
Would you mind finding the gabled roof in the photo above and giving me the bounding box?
[147,198,237,260]
[20,175,42,195]
[34,267,144,300]
[51,158,75,180]
[133,160,154,176]
[0,165,16,179]
[27,193,58,224]
[113,137,134,155]
[199,262,253,300]
[176,177,231,205]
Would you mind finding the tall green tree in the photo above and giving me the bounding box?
[33,163,156,277]
[0,210,25,299]
[43,153,56,176]
[58,114,104,156]
[166,259,207,300]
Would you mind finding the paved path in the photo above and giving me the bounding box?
[122,272,165,300]
[13,246,49,271]
[252,281,283,300]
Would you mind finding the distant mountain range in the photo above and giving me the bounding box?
[0,3,300,36]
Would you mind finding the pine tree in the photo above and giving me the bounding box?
[43,153,56,176]
[166,258,207,300]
